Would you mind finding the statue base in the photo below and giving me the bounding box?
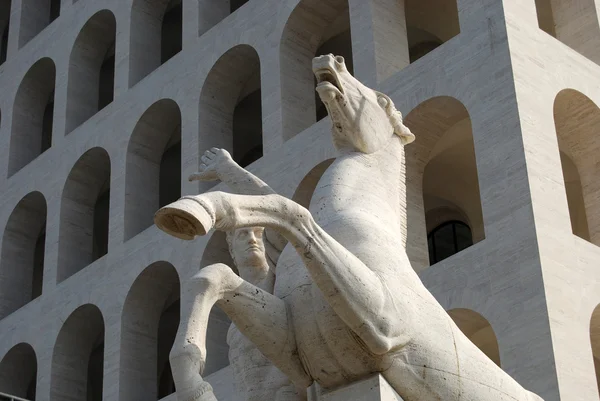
[308,375,404,401]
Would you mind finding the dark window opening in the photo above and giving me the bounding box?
[233,90,263,167]
[41,91,54,153]
[230,0,249,13]
[98,44,115,111]
[1,24,8,65]
[93,188,110,261]
[534,0,556,36]
[427,221,472,264]
[50,0,60,22]
[159,130,181,208]
[239,145,263,168]
[26,373,36,401]
[32,225,45,299]
[161,0,182,64]
[87,342,104,401]
[409,40,442,63]
[157,299,180,398]
[314,11,353,122]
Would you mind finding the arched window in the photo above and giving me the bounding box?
[129,0,182,86]
[0,192,46,319]
[427,221,472,264]
[0,343,37,399]
[119,262,179,400]
[198,233,238,375]
[125,99,181,240]
[58,148,111,282]
[19,0,61,47]
[554,89,600,245]
[198,45,263,178]
[66,10,116,133]
[51,304,105,401]
[534,0,600,63]
[405,1,460,63]
[313,5,353,121]
[0,1,10,65]
[292,159,335,209]
[9,57,56,176]
[161,0,182,63]
[403,96,482,271]
[232,90,263,167]
[448,309,501,366]
[281,0,352,137]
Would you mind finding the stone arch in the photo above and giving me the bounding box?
[125,99,181,240]
[448,308,501,366]
[292,158,335,209]
[534,0,600,63]
[0,191,46,319]
[404,96,483,269]
[18,0,60,47]
[129,0,182,87]
[590,304,600,391]
[58,147,111,283]
[199,45,263,171]
[197,234,236,375]
[404,0,460,63]
[200,232,235,272]
[196,0,250,37]
[66,10,116,134]
[51,304,105,401]
[9,57,56,176]
[280,0,352,138]
[0,343,37,399]
[119,261,180,400]
[0,1,11,65]
[554,89,600,245]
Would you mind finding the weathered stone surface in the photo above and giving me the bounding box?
[156,55,544,401]
[308,375,403,401]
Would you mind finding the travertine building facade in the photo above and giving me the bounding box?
[0,0,598,400]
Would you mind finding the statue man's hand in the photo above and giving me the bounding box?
[189,148,236,182]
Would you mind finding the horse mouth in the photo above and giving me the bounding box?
[315,68,344,96]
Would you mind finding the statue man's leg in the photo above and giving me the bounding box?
[170,263,311,401]
[157,193,409,357]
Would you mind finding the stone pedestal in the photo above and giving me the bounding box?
[308,375,404,401]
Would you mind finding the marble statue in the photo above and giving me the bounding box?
[188,148,304,401]
[155,54,544,401]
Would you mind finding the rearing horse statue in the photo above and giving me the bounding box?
[155,54,544,401]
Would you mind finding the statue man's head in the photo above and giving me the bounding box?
[226,227,270,285]
[313,54,414,154]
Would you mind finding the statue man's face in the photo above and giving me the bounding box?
[230,227,267,273]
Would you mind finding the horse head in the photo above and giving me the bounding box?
[313,54,415,154]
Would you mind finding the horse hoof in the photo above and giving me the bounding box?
[154,196,214,240]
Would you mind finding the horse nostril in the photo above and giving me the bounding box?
[335,56,345,64]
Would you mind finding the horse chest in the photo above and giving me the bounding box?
[274,245,382,387]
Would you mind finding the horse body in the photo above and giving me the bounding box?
[156,54,544,401]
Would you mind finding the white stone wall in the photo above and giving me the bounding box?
[0,0,598,400]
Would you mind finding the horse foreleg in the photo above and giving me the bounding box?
[157,193,412,356]
[170,263,311,401]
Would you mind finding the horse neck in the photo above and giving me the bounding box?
[335,136,407,218]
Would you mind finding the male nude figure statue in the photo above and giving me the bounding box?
[181,148,304,401]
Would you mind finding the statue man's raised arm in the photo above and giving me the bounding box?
[189,148,287,266]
